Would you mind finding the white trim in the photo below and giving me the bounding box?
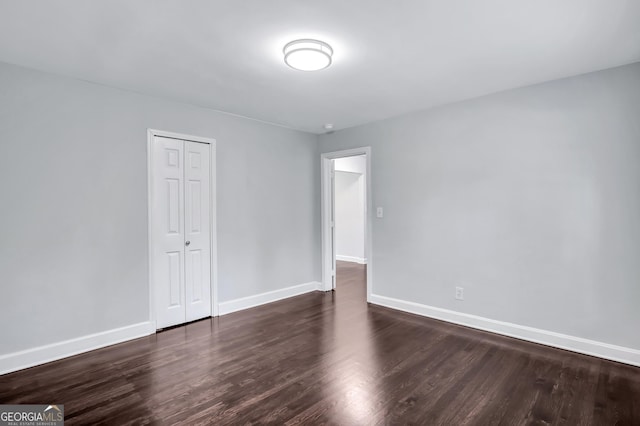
[321,157,335,292]
[336,255,367,264]
[147,129,218,328]
[333,169,362,175]
[219,282,323,316]
[321,148,373,301]
[0,322,155,375]
[209,140,219,317]
[148,128,218,145]
[370,294,640,367]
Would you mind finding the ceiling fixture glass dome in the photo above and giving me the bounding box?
[283,39,333,71]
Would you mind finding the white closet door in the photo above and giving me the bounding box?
[152,136,187,328]
[184,141,211,322]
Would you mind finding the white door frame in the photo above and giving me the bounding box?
[321,147,372,302]
[147,129,218,329]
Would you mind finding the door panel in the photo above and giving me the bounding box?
[184,141,211,321]
[167,251,182,306]
[190,249,203,302]
[187,181,202,233]
[152,137,186,328]
[166,179,181,234]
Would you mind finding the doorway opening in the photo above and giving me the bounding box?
[321,148,372,302]
[334,156,367,298]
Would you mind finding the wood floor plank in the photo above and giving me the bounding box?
[1,260,639,425]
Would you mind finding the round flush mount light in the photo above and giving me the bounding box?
[283,39,333,71]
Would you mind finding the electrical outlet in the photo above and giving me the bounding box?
[455,286,464,300]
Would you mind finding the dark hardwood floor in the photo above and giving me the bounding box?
[2,261,640,425]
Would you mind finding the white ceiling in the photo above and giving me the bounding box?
[0,1,639,134]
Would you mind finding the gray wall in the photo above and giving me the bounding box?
[319,62,640,350]
[0,62,320,355]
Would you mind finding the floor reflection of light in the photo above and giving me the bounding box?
[319,285,381,425]
[341,372,374,424]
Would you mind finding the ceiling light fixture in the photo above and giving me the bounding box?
[283,39,333,71]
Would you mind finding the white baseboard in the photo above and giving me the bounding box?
[370,294,640,368]
[0,321,155,375]
[219,281,323,315]
[336,255,367,264]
